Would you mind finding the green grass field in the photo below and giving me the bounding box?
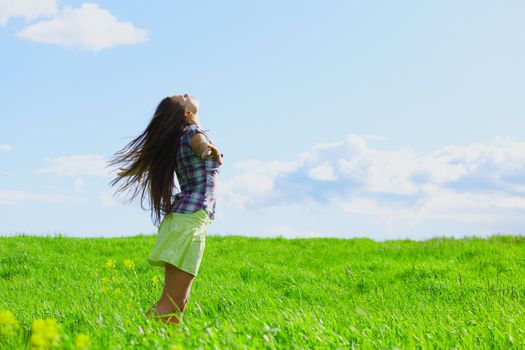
[1,233,524,349]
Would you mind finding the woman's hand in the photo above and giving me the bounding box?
[191,132,223,166]
[202,145,222,166]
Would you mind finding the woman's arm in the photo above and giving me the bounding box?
[190,132,223,165]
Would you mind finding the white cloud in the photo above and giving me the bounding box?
[0,190,85,205]
[35,154,112,177]
[98,191,116,208]
[216,159,301,209]
[363,134,388,141]
[266,225,321,238]
[308,162,337,181]
[73,177,86,191]
[0,144,13,152]
[334,188,513,236]
[0,0,57,25]
[16,2,148,51]
[218,134,525,235]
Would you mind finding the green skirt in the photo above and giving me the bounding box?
[147,209,212,277]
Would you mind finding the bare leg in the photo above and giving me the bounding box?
[145,263,195,324]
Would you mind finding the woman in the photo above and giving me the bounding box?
[107,94,222,324]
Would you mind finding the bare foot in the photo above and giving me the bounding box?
[159,314,182,324]
[151,314,182,325]
[145,306,182,324]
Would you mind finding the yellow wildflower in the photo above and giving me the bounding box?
[0,310,19,335]
[151,275,160,286]
[105,258,116,269]
[101,277,110,285]
[30,332,47,349]
[74,332,91,349]
[114,288,122,296]
[101,286,109,294]
[123,259,135,269]
[30,318,60,349]
[169,344,184,350]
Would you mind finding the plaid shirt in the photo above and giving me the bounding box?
[171,124,220,220]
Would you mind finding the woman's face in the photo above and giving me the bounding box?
[171,94,199,114]
[171,94,200,125]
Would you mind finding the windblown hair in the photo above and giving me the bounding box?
[107,97,190,227]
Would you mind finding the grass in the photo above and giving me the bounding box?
[0,233,524,349]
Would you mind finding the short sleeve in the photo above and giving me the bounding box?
[182,125,213,156]
[182,125,202,142]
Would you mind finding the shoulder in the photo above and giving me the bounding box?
[183,124,211,143]
[183,124,208,136]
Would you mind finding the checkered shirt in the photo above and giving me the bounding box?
[171,124,220,220]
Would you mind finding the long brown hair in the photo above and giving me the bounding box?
[106,97,190,226]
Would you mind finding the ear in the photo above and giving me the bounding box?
[184,111,192,118]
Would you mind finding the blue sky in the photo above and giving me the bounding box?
[1,0,525,240]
